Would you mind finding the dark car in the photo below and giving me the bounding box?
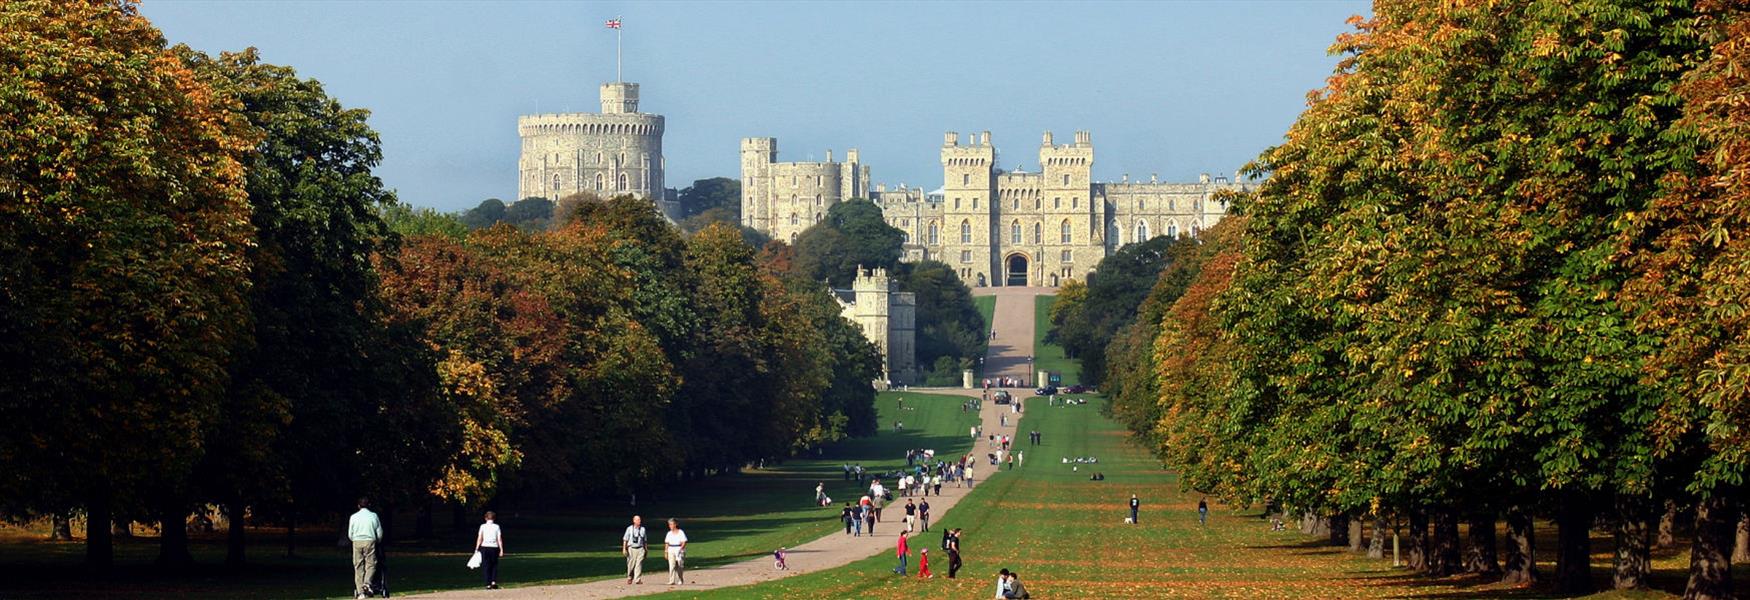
[1035,386,1058,396]
[1064,385,1089,394]
[993,390,1012,404]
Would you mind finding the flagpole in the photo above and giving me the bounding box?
[616,15,622,83]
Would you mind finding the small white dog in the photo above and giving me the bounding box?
[1124,517,1133,524]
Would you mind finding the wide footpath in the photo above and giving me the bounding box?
[410,289,1047,599]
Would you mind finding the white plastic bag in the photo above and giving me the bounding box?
[467,550,483,569]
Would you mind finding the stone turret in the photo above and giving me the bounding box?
[518,81,664,204]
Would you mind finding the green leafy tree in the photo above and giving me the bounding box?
[793,199,904,287]
[1046,235,1181,386]
[0,0,255,567]
[460,198,508,229]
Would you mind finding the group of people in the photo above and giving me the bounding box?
[984,376,1025,388]
[888,527,971,580]
[620,515,690,586]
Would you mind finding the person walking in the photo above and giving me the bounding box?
[475,511,504,590]
[947,529,963,579]
[966,464,975,488]
[903,499,917,533]
[1129,494,1140,525]
[348,497,383,600]
[853,503,865,536]
[663,518,688,585]
[815,482,826,507]
[919,499,932,532]
[1198,497,1209,526]
[842,503,855,535]
[893,531,910,575]
[622,515,648,584]
[918,547,933,578]
[1006,452,1014,471]
[865,500,877,535]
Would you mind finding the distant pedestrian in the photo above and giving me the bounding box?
[475,511,504,590]
[842,503,856,535]
[348,497,383,600]
[865,500,877,534]
[894,531,910,575]
[1129,494,1140,525]
[815,482,826,506]
[904,499,917,532]
[1006,452,1014,471]
[1018,451,1024,468]
[947,529,964,578]
[622,515,648,584]
[664,519,688,585]
[966,465,975,488]
[920,499,932,532]
[854,503,865,536]
[1198,497,1209,526]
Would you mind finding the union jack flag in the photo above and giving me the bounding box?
[605,19,621,29]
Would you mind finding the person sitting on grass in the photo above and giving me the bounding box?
[1004,571,1031,599]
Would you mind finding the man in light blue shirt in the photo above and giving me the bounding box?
[348,497,383,599]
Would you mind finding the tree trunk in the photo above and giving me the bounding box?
[1302,512,1330,537]
[224,500,246,567]
[1502,506,1537,585]
[155,500,193,568]
[1329,513,1349,547]
[1465,512,1500,575]
[1348,515,1365,552]
[1657,499,1679,549]
[416,501,434,540]
[1368,513,1386,559]
[1429,509,1462,576]
[1733,508,1749,563]
[86,494,113,569]
[1613,493,1652,590]
[113,519,133,538]
[50,511,74,541]
[1555,494,1595,595]
[1407,510,1429,572]
[1684,494,1736,600]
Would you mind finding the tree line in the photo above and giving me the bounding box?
[1078,1,1750,598]
[0,0,880,568]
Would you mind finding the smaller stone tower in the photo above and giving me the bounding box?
[600,82,638,113]
[842,266,916,385]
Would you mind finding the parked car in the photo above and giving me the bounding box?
[1064,385,1089,394]
[1035,386,1058,396]
[993,390,1013,404]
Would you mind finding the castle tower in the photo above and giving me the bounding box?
[740,137,777,233]
[517,82,665,203]
[846,266,915,384]
[1038,130,1098,284]
[942,131,997,287]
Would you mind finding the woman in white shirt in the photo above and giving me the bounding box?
[664,518,688,585]
[475,511,505,590]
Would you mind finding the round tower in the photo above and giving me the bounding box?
[516,82,664,202]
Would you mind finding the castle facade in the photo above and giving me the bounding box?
[743,130,1252,289]
[739,138,870,244]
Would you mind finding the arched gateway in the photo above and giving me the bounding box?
[1006,254,1029,287]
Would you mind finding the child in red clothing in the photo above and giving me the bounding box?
[918,548,932,578]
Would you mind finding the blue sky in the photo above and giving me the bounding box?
[140,1,1371,212]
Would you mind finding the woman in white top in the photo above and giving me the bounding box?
[475,511,505,589]
[664,518,688,585]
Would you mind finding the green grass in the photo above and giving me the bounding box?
[0,392,980,600]
[662,395,1703,600]
[1032,295,1079,385]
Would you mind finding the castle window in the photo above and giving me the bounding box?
[792,176,798,187]
[815,194,822,206]
[929,222,940,245]
[1168,223,1179,238]
[960,220,971,243]
[1170,198,1177,212]
[790,214,798,226]
[1062,174,1070,186]
[1032,222,1042,244]
[1191,224,1201,236]
[902,232,910,243]
[552,174,561,190]
[1195,200,1204,212]
[1054,197,1061,209]
[618,173,629,190]
[1010,221,1021,244]
[973,198,978,209]
[960,250,971,263]
[1136,219,1150,241]
[1034,198,1041,210]
[596,174,605,190]
[963,174,970,186]
[816,175,822,186]
[954,198,961,209]
[1012,198,1019,210]
[1060,220,1072,243]
[1061,250,1072,263]
[596,152,603,164]
[1073,197,1079,209]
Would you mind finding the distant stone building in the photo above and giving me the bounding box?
[518,82,677,216]
[871,130,1253,288]
[739,138,871,244]
[834,267,916,385]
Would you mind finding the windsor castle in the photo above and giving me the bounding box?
[741,130,1251,289]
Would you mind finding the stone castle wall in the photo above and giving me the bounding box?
[518,82,665,203]
[740,138,868,243]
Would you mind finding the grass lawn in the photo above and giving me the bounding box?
[0,391,979,600]
[1032,295,1080,385]
[661,394,1711,600]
